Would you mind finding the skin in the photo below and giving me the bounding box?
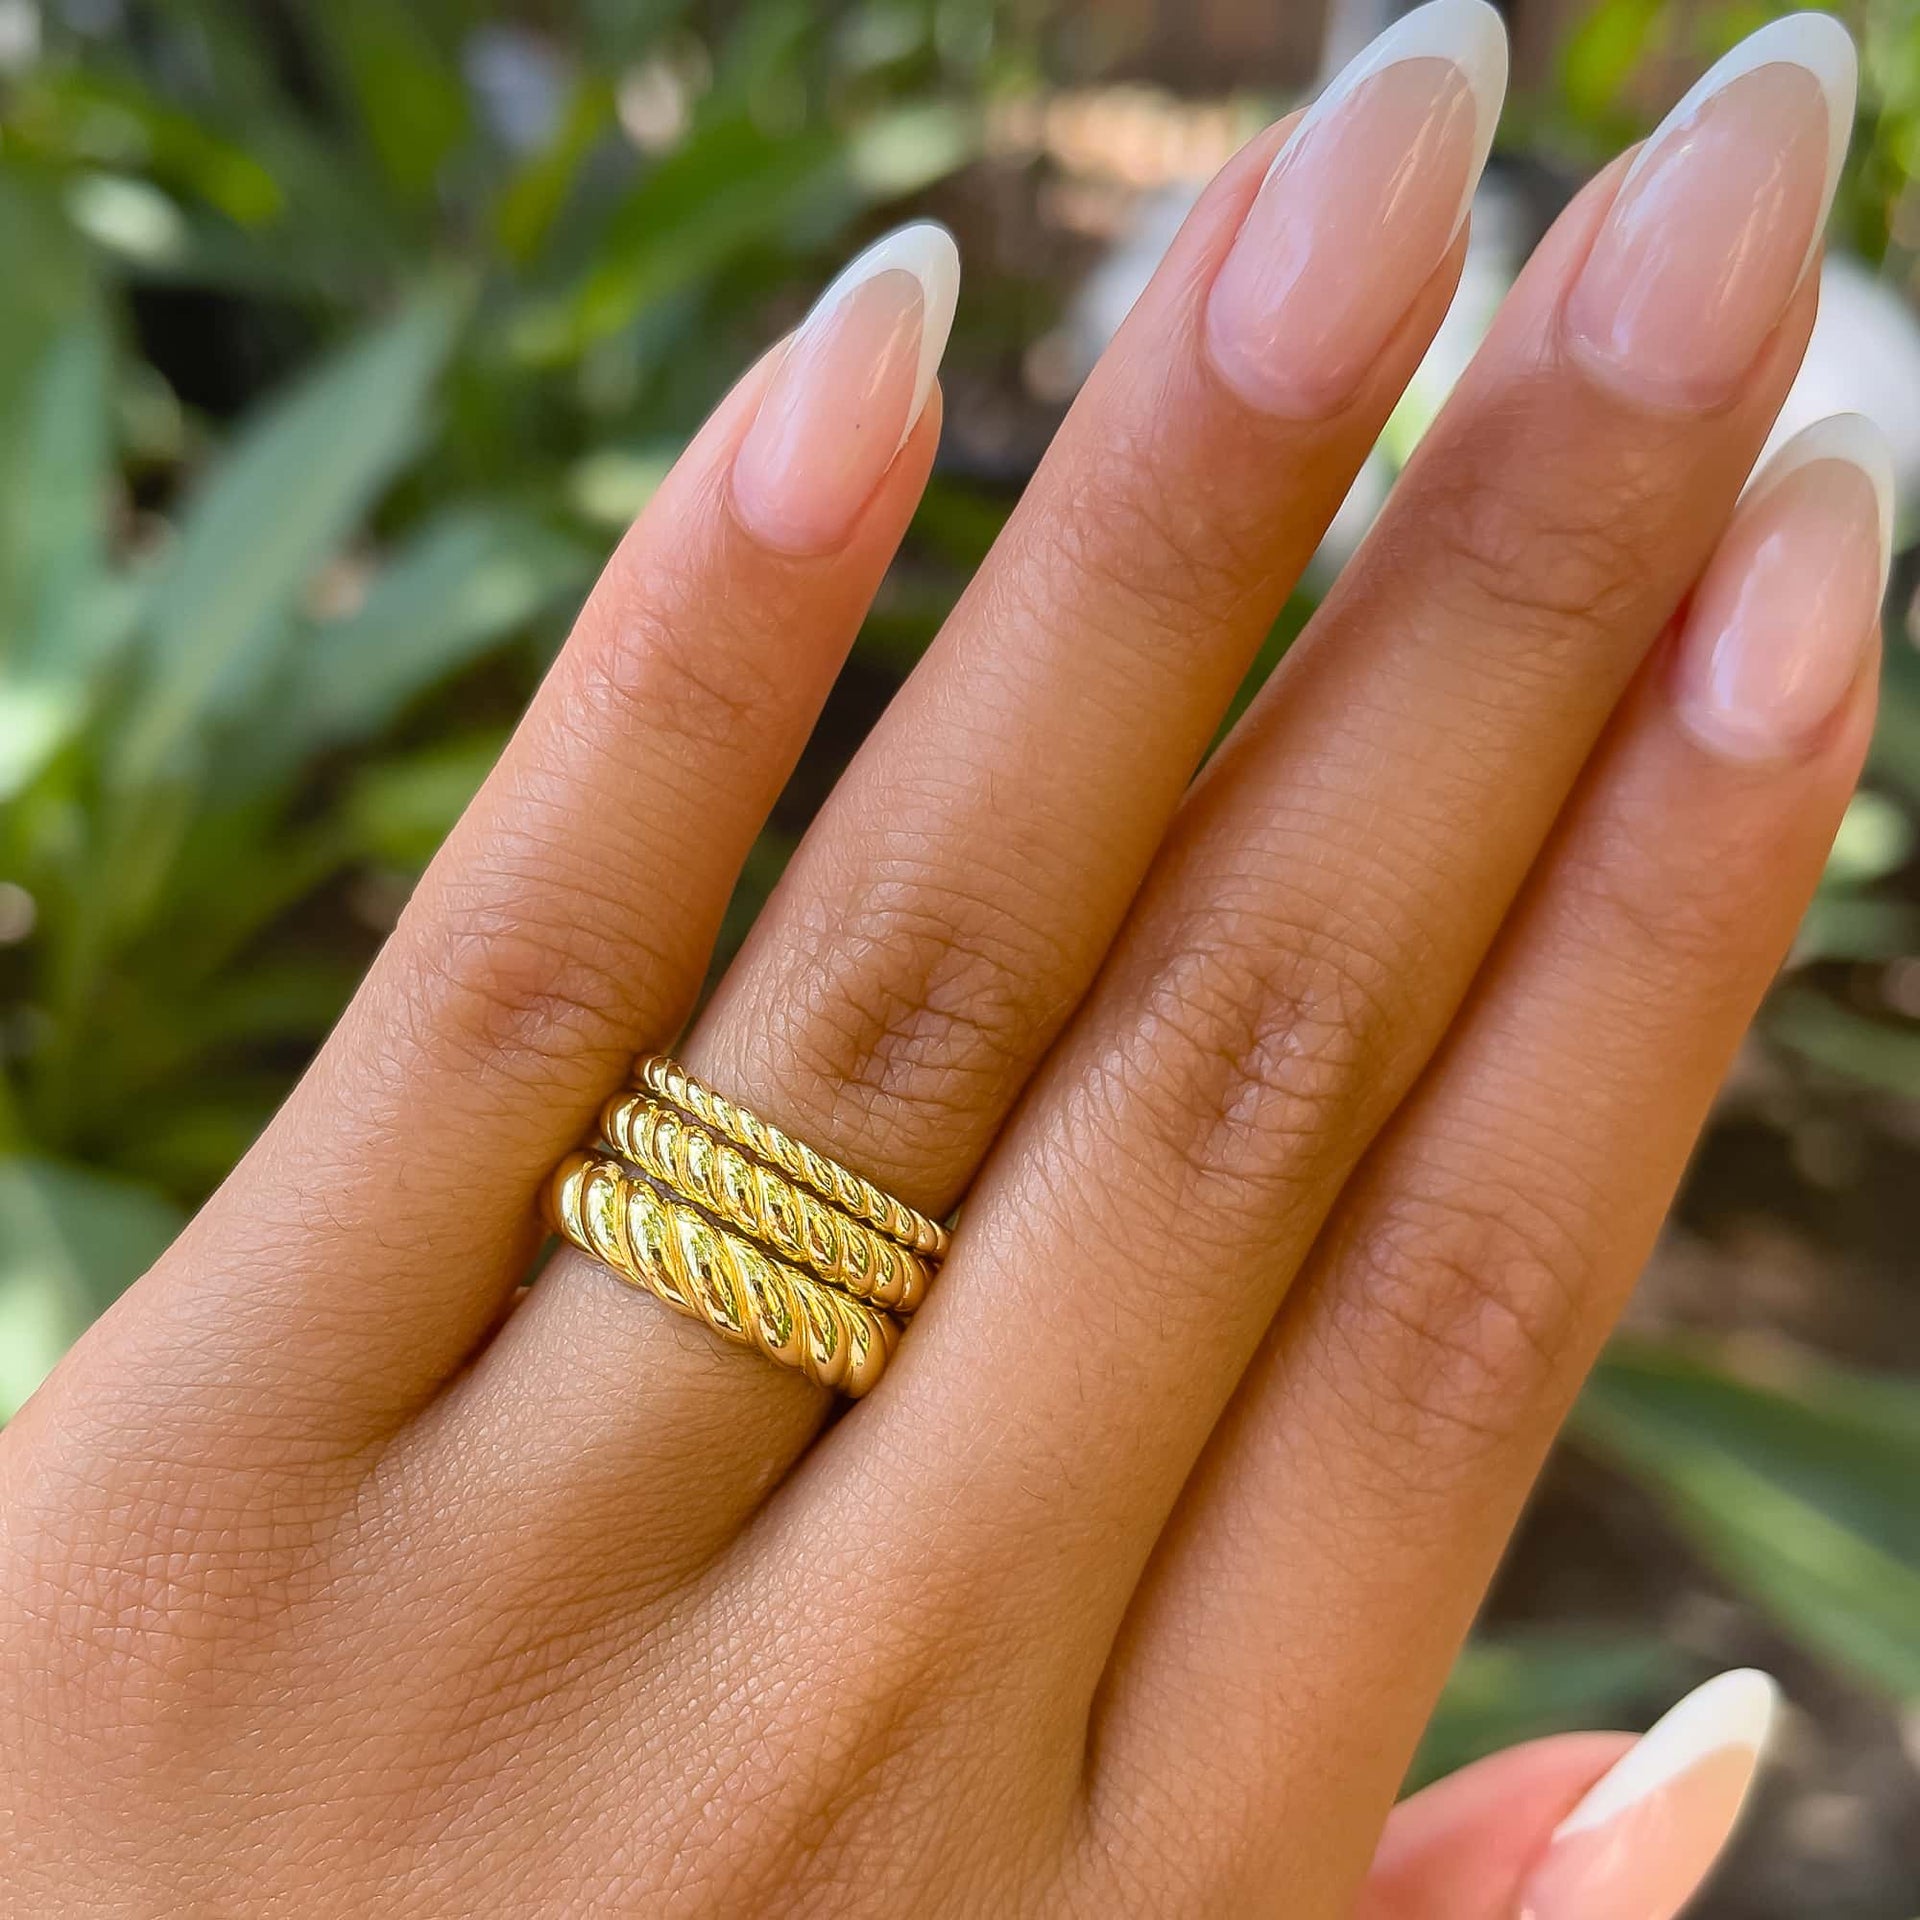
[0,106,1873,1920]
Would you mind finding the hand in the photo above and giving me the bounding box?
[0,6,1879,1914]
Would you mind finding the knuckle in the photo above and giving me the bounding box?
[1028,443,1262,648]
[1328,1174,1594,1466]
[1564,796,1748,976]
[573,589,787,765]
[736,863,1080,1179]
[1415,451,1656,649]
[398,870,656,1088]
[1098,909,1407,1242]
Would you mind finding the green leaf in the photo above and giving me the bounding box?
[345,730,510,869]
[567,443,680,528]
[1793,891,1920,965]
[8,318,116,680]
[271,504,591,762]
[1766,990,1920,1099]
[843,102,978,198]
[316,0,470,208]
[110,288,468,794]
[0,1157,184,1417]
[1411,1632,1678,1791]
[1559,0,1666,126]
[0,178,108,675]
[1824,790,1914,887]
[1868,648,1920,799]
[514,114,840,361]
[496,79,618,263]
[1575,1340,1920,1699]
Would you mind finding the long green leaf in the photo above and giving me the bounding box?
[111,288,466,793]
[316,0,469,208]
[0,177,105,675]
[1575,1340,1920,1699]
[514,114,840,361]
[345,730,510,870]
[11,319,115,681]
[0,1157,183,1417]
[1766,990,1920,1099]
[279,505,591,758]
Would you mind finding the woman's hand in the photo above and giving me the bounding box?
[0,6,1881,1914]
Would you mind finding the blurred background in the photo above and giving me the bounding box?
[0,0,1915,1909]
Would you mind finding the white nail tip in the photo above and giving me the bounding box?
[1278,0,1509,233]
[802,220,960,454]
[1553,1670,1780,1842]
[1749,412,1897,592]
[1621,12,1857,270]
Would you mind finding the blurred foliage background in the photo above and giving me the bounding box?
[0,0,1916,1909]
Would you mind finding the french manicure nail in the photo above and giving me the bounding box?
[1565,14,1856,410]
[1517,1670,1779,1920]
[1673,413,1892,762]
[731,221,959,555]
[1204,0,1507,417]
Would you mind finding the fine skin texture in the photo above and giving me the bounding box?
[0,7,1883,1916]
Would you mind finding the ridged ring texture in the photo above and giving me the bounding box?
[601,1092,935,1313]
[547,1151,899,1397]
[633,1054,951,1259]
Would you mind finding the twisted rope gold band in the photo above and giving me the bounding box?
[634,1054,950,1260]
[601,1093,934,1313]
[548,1152,898,1397]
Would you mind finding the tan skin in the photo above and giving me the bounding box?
[0,90,1876,1920]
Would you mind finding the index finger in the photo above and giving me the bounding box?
[63,227,958,1443]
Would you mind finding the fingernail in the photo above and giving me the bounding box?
[1565,14,1855,410]
[1204,0,1506,417]
[1673,413,1892,762]
[731,221,959,555]
[1517,1671,1780,1920]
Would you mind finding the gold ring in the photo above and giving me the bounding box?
[548,1152,898,1397]
[633,1055,950,1260]
[600,1092,934,1313]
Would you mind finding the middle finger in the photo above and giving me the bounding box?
[809,28,1843,1674]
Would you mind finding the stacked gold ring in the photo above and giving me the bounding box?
[635,1054,950,1260]
[600,1092,935,1312]
[544,1056,947,1397]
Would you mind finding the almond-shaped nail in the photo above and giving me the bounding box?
[1565,15,1856,411]
[1673,413,1892,762]
[1517,1670,1780,1920]
[731,222,959,555]
[1204,0,1507,417]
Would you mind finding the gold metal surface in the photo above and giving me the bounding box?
[547,1151,898,1397]
[600,1092,934,1313]
[633,1054,951,1260]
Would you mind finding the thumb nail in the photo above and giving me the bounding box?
[1516,1669,1779,1919]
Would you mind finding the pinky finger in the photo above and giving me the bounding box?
[1359,1670,1778,1920]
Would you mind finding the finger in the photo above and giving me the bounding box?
[795,15,1846,1731]
[65,226,958,1440]
[436,0,1506,1555]
[1362,1672,1779,1920]
[1357,1732,1632,1918]
[1093,414,1885,1908]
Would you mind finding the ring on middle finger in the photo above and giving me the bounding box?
[599,1090,939,1313]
